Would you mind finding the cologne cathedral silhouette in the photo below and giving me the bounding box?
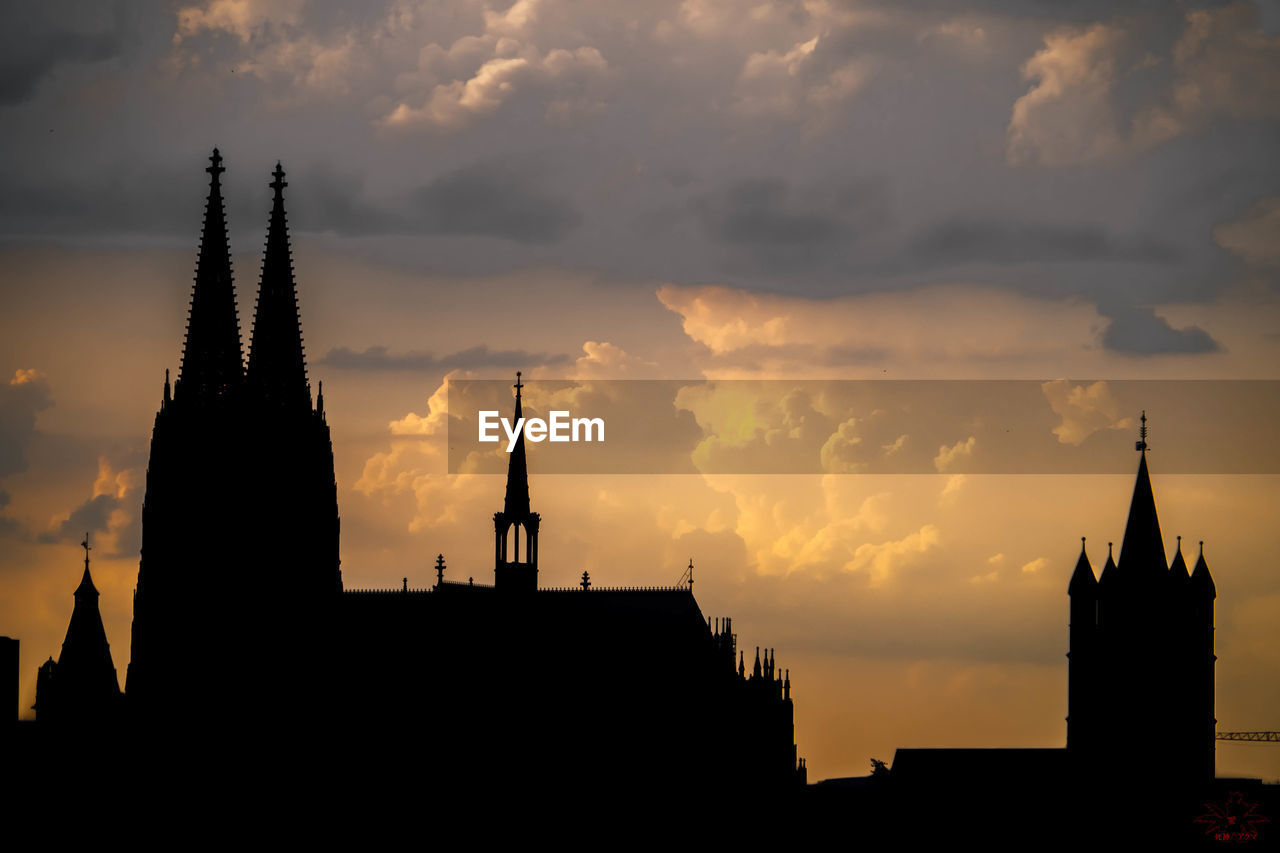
[22,150,804,807]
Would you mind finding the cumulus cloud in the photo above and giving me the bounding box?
[1008,4,1280,166]
[378,0,609,132]
[572,341,659,378]
[175,0,307,42]
[933,436,976,473]
[38,456,143,558]
[1041,379,1133,446]
[732,34,872,124]
[656,282,1100,367]
[845,524,941,587]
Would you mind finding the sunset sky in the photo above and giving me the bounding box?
[2,0,1279,783]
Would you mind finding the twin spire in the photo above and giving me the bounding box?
[177,149,312,412]
[178,149,243,402]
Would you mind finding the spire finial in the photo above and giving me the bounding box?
[581,570,591,590]
[1108,541,1113,558]
[1135,410,1148,453]
[435,553,446,586]
[1176,534,1182,551]
[270,161,287,199]
[81,532,91,570]
[514,370,523,398]
[207,148,224,180]
[1199,540,1204,557]
[1080,536,1086,552]
[688,558,694,589]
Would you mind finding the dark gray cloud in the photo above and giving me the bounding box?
[38,494,117,544]
[0,372,53,479]
[0,156,582,247]
[0,0,1273,339]
[36,489,141,558]
[410,162,582,244]
[695,179,888,273]
[320,344,574,371]
[910,219,1180,266]
[0,489,18,536]
[1100,304,1222,354]
[0,2,124,104]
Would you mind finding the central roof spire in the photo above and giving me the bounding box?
[177,148,244,403]
[1118,412,1166,576]
[247,161,311,411]
[503,371,530,516]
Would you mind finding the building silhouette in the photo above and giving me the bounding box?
[24,149,802,799]
[808,421,1240,844]
[125,153,341,730]
[1067,413,1217,787]
[31,537,123,725]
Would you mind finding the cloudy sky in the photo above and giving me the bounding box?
[2,0,1279,782]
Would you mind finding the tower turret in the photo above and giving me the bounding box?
[1067,537,1098,752]
[494,372,539,591]
[35,536,122,724]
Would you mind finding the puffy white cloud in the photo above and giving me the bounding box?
[1041,379,1133,446]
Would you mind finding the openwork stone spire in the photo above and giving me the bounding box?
[247,162,310,411]
[503,371,530,517]
[178,148,244,403]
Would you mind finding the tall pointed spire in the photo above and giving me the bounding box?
[503,371,530,517]
[247,162,310,411]
[493,370,539,591]
[178,149,244,403]
[1117,420,1166,576]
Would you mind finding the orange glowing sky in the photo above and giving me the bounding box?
[2,0,1280,783]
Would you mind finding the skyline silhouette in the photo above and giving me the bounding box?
[4,153,1276,842]
[3,146,1279,791]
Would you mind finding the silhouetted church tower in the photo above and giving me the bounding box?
[493,372,539,592]
[33,536,122,724]
[126,150,339,723]
[1067,414,1216,785]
